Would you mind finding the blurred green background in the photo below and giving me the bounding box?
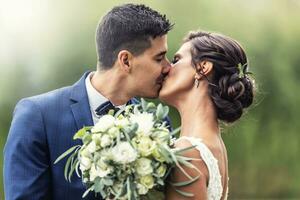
[1,0,300,199]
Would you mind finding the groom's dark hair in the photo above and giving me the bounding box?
[96,4,173,69]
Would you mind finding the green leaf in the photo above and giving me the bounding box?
[168,149,193,180]
[171,126,181,136]
[75,160,80,177]
[102,178,113,186]
[177,157,201,174]
[174,188,195,197]
[174,145,197,154]
[162,106,169,119]
[94,177,104,193]
[64,155,72,181]
[141,98,147,111]
[54,145,80,164]
[146,102,156,110]
[134,105,141,115]
[82,134,92,144]
[82,186,94,198]
[68,158,79,182]
[73,126,92,140]
[156,104,164,120]
[171,175,200,187]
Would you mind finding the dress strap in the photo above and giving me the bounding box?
[177,136,223,200]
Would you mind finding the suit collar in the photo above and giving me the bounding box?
[70,71,94,129]
[69,71,140,129]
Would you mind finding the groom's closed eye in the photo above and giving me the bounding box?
[154,51,167,63]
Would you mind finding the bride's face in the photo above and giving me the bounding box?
[159,42,196,104]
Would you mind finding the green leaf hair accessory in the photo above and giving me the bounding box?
[237,63,248,78]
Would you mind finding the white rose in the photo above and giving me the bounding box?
[115,117,130,127]
[152,148,166,162]
[111,142,137,164]
[136,183,148,195]
[87,141,97,153]
[79,156,92,171]
[108,127,120,138]
[154,128,170,144]
[156,164,167,177]
[89,163,112,181]
[99,149,113,160]
[92,133,102,144]
[140,175,155,189]
[80,147,92,158]
[92,115,115,132]
[136,158,153,176]
[130,112,154,136]
[137,136,156,157]
[100,134,112,148]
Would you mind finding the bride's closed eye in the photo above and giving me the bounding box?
[171,56,179,64]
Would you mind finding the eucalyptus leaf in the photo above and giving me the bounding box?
[174,145,197,154]
[171,175,200,187]
[174,188,195,197]
[170,126,181,136]
[156,104,164,120]
[162,106,169,119]
[82,186,94,198]
[141,98,147,111]
[54,145,80,164]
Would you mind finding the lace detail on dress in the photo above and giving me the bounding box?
[177,136,224,200]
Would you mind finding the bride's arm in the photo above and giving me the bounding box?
[165,139,209,200]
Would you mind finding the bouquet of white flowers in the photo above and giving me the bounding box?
[55,99,199,200]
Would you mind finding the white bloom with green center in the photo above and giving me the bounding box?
[92,114,115,132]
[140,174,155,189]
[154,128,170,144]
[130,112,154,136]
[152,148,166,162]
[137,136,156,157]
[156,164,167,177]
[136,158,153,176]
[111,142,137,164]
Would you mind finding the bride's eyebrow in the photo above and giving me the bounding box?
[173,53,181,58]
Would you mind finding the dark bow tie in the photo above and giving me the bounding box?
[95,101,120,116]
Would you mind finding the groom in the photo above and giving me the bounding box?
[3,4,173,200]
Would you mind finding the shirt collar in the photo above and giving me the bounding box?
[85,72,127,112]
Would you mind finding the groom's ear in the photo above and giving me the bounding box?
[196,60,213,76]
[117,50,133,73]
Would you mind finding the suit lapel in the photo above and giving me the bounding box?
[70,71,94,129]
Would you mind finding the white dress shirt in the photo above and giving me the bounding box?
[85,72,126,124]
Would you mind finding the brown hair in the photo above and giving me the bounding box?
[185,31,255,123]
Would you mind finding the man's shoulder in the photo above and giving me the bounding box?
[18,85,73,110]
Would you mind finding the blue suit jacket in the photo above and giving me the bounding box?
[3,72,172,200]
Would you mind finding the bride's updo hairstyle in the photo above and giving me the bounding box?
[184,31,255,123]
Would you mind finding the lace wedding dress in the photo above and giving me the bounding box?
[177,136,228,200]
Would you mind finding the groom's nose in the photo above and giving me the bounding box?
[162,59,171,75]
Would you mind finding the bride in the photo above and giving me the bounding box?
[159,31,255,200]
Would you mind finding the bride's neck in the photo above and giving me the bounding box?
[176,83,220,139]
